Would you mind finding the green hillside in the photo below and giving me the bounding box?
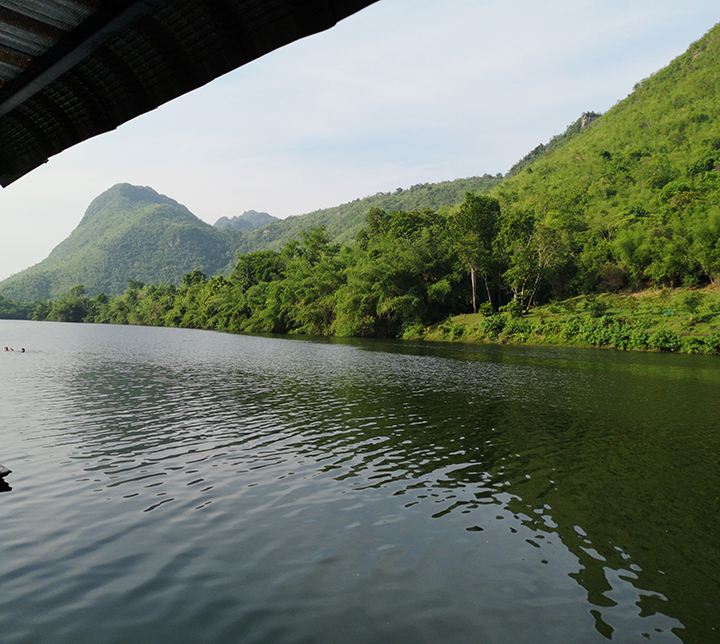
[0,184,244,300]
[489,23,720,293]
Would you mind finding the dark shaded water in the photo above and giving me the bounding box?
[1,320,719,643]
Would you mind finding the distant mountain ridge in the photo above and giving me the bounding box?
[214,210,279,230]
[224,175,504,256]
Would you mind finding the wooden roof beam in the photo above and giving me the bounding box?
[0,7,65,42]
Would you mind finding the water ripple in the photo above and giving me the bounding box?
[2,323,718,642]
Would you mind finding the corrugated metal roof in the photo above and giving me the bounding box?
[0,0,379,187]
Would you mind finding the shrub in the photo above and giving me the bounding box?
[402,323,425,340]
[559,316,583,341]
[439,320,464,341]
[585,316,618,346]
[628,328,650,350]
[500,299,523,318]
[682,336,706,354]
[648,329,682,352]
[705,331,720,354]
[500,317,531,343]
[477,301,494,316]
[480,314,506,339]
[585,296,608,318]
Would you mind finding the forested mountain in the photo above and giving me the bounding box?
[214,210,279,230]
[505,111,602,178]
[0,176,501,301]
[210,177,505,244]
[0,184,244,300]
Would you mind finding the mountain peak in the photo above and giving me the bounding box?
[0,183,241,300]
[81,183,193,225]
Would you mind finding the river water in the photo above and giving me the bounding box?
[0,320,718,643]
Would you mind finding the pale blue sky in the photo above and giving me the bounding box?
[1,0,719,282]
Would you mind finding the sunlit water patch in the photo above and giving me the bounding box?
[1,320,719,643]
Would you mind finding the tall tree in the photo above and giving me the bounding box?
[497,210,566,311]
[449,193,501,312]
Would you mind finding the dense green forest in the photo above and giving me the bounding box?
[491,25,720,292]
[28,208,469,338]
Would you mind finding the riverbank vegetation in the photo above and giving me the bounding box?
[0,296,34,320]
[425,288,720,354]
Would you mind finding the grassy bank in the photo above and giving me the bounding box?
[421,285,720,354]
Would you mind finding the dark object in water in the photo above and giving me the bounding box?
[0,464,11,479]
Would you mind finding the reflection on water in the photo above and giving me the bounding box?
[1,320,719,643]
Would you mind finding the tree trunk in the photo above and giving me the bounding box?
[470,268,477,314]
[483,274,493,308]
